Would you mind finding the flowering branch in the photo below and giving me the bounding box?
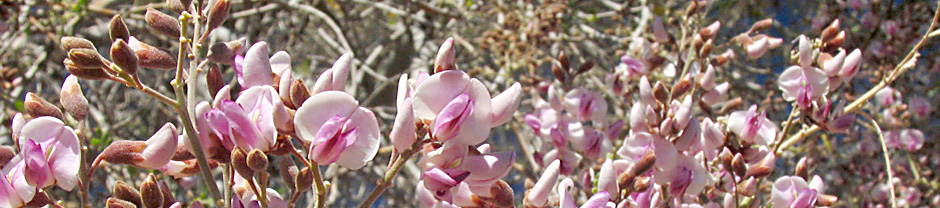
[358,126,428,208]
[776,0,940,153]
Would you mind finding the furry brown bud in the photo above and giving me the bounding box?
[247,149,268,173]
[575,60,594,75]
[699,39,713,56]
[745,163,774,178]
[60,76,90,121]
[821,20,841,42]
[731,153,747,177]
[279,158,298,189]
[135,45,177,70]
[671,74,693,98]
[61,36,96,51]
[699,21,721,40]
[65,59,111,80]
[113,181,143,207]
[629,150,656,176]
[25,92,64,119]
[111,39,139,76]
[166,0,185,14]
[110,15,130,42]
[206,0,230,33]
[815,194,838,206]
[749,18,774,33]
[558,51,570,70]
[290,79,310,109]
[0,146,14,168]
[207,42,234,64]
[551,64,568,84]
[140,174,164,208]
[231,148,254,179]
[158,180,176,206]
[145,8,181,38]
[68,48,107,69]
[795,157,809,179]
[106,197,138,208]
[207,64,224,97]
[652,81,669,105]
[295,167,314,191]
[825,31,845,49]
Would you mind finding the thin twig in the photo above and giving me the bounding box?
[357,128,428,208]
[862,112,897,208]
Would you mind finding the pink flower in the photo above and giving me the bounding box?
[526,159,560,207]
[668,154,712,197]
[875,87,901,107]
[0,161,33,207]
[15,116,80,191]
[778,65,830,109]
[885,129,925,151]
[771,176,826,208]
[617,55,648,78]
[727,105,778,146]
[294,91,380,170]
[908,96,931,117]
[564,88,608,123]
[232,174,288,208]
[238,42,275,88]
[412,70,522,145]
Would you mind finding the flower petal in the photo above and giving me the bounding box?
[242,42,274,88]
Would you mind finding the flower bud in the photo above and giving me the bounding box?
[575,60,594,75]
[0,145,13,168]
[247,149,268,173]
[25,92,64,119]
[107,197,138,208]
[290,79,310,109]
[737,177,757,196]
[652,81,669,105]
[60,75,90,121]
[166,0,186,14]
[558,51,570,71]
[699,39,713,56]
[718,148,733,170]
[111,39,139,76]
[145,8,181,38]
[110,15,130,42]
[113,180,143,207]
[231,148,254,179]
[206,0,230,33]
[140,174,164,208]
[131,39,177,70]
[745,154,775,178]
[207,42,235,64]
[295,167,314,191]
[815,194,838,206]
[699,21,721,40]
[434,37,456,73]
[207,64,224,97]
[279,158,298,189]
[158,180,176,206]
[711,49,734,66]
[795,157,809,179]
[631,150,656,176]
[821,20,841,42]
[749,18,774,32]
[65,59,111,80]
[551,64,568,84]
[731,153,747,177]
[671,74,693,98]
[61,36,96,51]
[68,48,107,69]
[825,31,845,49]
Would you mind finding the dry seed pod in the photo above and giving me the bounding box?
[247,149,268,173]
[749,18,774,32]
[25,92,64,119]
[61,36,96,51]
[111,39,139,76]
[65,59,111,80]
[145,8,181,38]
[113,181,143,207]
[231,148,254,179]
[106,197,138,208]
[60,76,90,121]
[140,174,164,208]
[110,15,130,42]
[206,0,230,33]
[290,79,310,109]
[68,48,107,69]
